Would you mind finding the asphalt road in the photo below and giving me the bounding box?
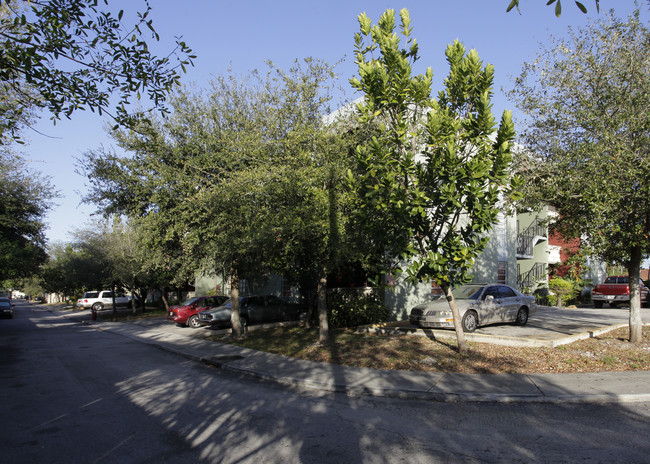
[1,301,650,463]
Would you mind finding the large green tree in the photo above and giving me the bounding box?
[0,153,56,281]
[0,0,194,143]
[39,240,108,298]
[508,7,649,342]
[351,9,518,352]
[40,221,157,310]
[80,59,347,340]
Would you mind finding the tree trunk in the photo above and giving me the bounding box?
[161,288,169,311]
[129,284,138,315]
[111,284,117,315]
[229,265,244,339]
[627,246,643,343]
[317,266,329,344]
[139,288,147,312]
[442,284,467,352]
[297,279,314,329]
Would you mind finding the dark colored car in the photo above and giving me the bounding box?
[197,295,304,329]
[0,301,13,319]
[167,295,228,328]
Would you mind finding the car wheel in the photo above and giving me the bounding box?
[593,301,603,309]
[515,307,529,326]
[92,303,103,311]
[461,311,478,333]
[187,315,201,329]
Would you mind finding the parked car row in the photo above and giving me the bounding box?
[168,285,535,334]
[168,294,305,330]
[167,295,228,328]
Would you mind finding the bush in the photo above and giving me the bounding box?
[533,287,557,306]
[545,293,558,306]
[548,277,578,307]
[328,290,390,328]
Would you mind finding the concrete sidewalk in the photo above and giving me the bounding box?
[49,305,650,404]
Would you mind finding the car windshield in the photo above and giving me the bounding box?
[451,285,485,300]
[180,297,200,306]
[215,298,235,308]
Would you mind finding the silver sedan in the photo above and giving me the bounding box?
[409,284,537,332]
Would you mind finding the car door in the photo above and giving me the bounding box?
[242,296,265,323]
[477,285,501,325]
[496,285,520,321]
[198,297,213,312]
[101,291,114,306]
[265,295,287,322]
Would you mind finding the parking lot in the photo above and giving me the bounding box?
[363,305,650,347]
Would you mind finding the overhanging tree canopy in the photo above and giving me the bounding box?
[0,0,195,143]
[506,0,600,17]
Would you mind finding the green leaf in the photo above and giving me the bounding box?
[358,13,372,35]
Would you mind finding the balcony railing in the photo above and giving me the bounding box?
[516,217,548,257]
[518,262,547,290]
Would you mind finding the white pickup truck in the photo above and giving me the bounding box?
[76,290,132,311]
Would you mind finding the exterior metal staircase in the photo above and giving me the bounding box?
[518,262,547,290]
[516,217,548,258]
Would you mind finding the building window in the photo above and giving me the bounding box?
[282,279,292,297]
[431,280,443,296]
[498,261,507,284]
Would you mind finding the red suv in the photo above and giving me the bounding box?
[167,296,228,328]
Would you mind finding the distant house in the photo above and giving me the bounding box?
[195,270,299,302]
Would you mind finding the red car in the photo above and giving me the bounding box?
[167,296,228,328]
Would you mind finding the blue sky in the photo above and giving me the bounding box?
[20,0,645,245]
